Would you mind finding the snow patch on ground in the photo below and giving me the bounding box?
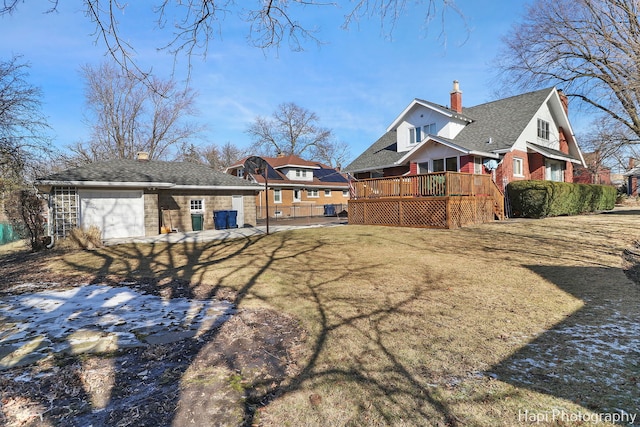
[0,284,234,369]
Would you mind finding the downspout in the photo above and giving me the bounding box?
[46,191,55,249]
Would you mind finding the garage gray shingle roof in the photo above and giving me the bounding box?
[38,159,259,188]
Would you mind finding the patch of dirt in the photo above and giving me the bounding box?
[0,250,72,294]
[0,299,307,427]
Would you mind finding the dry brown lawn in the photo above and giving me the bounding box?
[2,208,640,426]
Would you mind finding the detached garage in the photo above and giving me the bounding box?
[36,157,262,241]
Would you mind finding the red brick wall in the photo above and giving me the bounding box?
[573,166,612,185]
[630,177,638,196]
[528,152,545,180]
[459,155,474,173]
[409,162,418,175]
[559,127,574,182]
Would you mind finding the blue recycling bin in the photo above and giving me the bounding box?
[324,204,336,216]
[213,210,228,230]
[227,210,238,228]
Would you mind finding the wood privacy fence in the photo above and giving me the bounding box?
[348,172,504,229]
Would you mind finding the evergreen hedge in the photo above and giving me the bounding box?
[506,180,616,218]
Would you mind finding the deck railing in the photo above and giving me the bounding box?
[351,172,500,198]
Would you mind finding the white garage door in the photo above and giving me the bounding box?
[79,190,145,239]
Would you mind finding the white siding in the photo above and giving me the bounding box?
[396,105,467,152]
[514,102,561,151]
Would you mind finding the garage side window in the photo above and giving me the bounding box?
[190,199,204,213]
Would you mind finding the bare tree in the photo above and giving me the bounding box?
[0,55,51,183]
[0,1,463,78]
[577,116,632,181]
[175,142,206,164]
[203,141,247,171]
[499,0,640,142]
[312,138,351,168]
[69,62,202,163]
[173,140,246,170]
[247,102,344,164]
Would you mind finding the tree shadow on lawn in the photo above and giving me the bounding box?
[0,230,465,426]
[490,264,640,418]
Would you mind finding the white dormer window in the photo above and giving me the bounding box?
[296,169,301,177]
[409,123,436,145]
[537,119,550,140]
[424,123,436,136]
[409,127,421,144]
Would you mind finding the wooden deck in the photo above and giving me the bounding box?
[348,172,504,229]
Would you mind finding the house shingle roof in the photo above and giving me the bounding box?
[38,159,260,188]
[454,87,554,152]
[345,87,557,173]
[343,131,403,173]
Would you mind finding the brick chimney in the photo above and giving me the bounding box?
[629,157,636,170]
[450,80,462,114]
[558,89,569,115]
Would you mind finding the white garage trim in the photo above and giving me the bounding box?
[79,189,145,239]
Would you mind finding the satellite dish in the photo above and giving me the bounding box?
[483,159,498,171]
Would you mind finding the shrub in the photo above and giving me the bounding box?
[5,189,47,252]
[56,226,103,250]
[507,180,616,218]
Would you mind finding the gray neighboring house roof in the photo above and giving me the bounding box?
[345,87,570,173]
[36,159,262,190]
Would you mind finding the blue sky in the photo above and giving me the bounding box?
[0,0,565,164]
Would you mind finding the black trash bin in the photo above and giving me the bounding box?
[191,213,204,231]
[227,210,238,228]
[213,210,228,230]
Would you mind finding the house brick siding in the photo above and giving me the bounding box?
[528,152,545,181]
[629,176,638,196]
[143,191,159,236]
[459,155,476,174]
[496,150,530,191]
[559,127,574,182]
[573,167,611,185]
[158,189,257,233]
[409,162,418,175]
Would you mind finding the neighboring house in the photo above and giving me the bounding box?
[345,81,585,190]
[226,154,350,219]
[35,155,262,240]
[624,158,640,196]
[573,151,612,185]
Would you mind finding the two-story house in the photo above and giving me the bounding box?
[226,154,350,219]
[345,81,585,190]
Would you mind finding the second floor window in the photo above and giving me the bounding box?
[409,127,421,144]
[537,119,550,140]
